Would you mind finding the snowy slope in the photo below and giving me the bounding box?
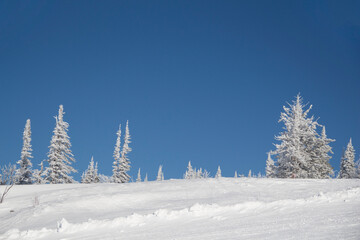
[1,178,360,240]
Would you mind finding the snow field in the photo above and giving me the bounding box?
[1,178,360,239]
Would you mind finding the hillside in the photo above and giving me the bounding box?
[1,178,360,239]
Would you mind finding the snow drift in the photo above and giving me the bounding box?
[1,178,359,239]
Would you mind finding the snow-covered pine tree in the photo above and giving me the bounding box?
[308,127,334,178]
[98,174,111,183]
[265,152,276,178]
[44,105,77,184]
[234,171,238,178]
[215,166,222,178]
[184,161,195,179]
[203,169,210,178]
[157,165,163,181]
[94,162,100,183]
[136,168,141,182]
[112,125,122,183]
[119,120,132,183]
[339,138,356,178]
[17,119,33,184]
[355,158,360,178]
[33,161,46,184]
[196,168,204,179]
[144,173,148,182]
[81,156,99,183]
[272,94,320,178]
[248,169,252,178]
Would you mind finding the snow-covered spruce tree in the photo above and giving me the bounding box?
[308,127,334,178]
[272,94,326,178]
[144,173,148,182]
[94,162,100,182]
[265,152,276,178]
[184,161,195,179]
[99,174,111,183]
[196,168,203,179]
[17,119,33,184]
[339,138,356,178]
[112,125,122,183]
[44,105,77,184]
[248,169,252,177]
[203,169,210,178]
[355,158,360,178]
[119,121,132,183]
[157,165,163,181]
[215,166,222,178]
[81,156,99,183]
[33,161,46,184]
[136,168,141,182]
[234,171,238,178]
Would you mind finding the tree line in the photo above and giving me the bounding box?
[2,94,360,188]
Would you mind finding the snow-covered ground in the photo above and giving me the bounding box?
[1,178,359,240]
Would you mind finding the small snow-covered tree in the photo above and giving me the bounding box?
[234,171,238,178]
[196,168,203,178]
[44,105,77,184]
[81,156,99,183]
[355,159,360,178]
[215,166,222,178]
[157,165,163,181]
[17,119,33,184]
[99,174,111,183]
[248,169,252,178]
[184,161,195,179]
[203,169,210,178]
[0,164,18,203]
[144,173,148,182]
[266,152,276,178]
[339,138,356,178]
[136,168,141,182]
[33,161,46,184]
[112,125,122,183]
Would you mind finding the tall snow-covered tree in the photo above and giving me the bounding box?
[272,94,321,178]
[136,168,141,182]
[157,165,163,181]
[339,138,356,178]
[265,152,276,178]
[17,119,33,184]
[215,166,222,178]
[44,105,77,184]
[184,161,195,179]
[234,171,238,178]
[81,156,99,183]
[112,125,123,183]
[119,121,132,183]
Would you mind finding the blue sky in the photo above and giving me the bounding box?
[0,0,359,181]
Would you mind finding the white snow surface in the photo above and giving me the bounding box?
[1,178,360,239]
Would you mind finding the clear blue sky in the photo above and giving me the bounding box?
[0,0,359,181]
